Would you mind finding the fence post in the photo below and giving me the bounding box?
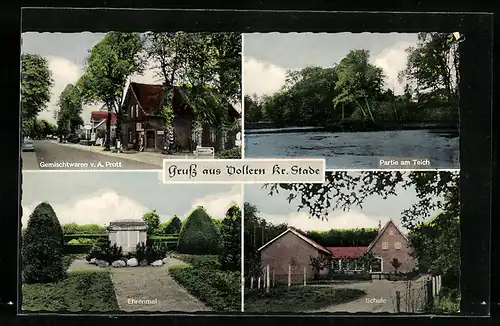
[266,265,270,293]
[426,278,434,309]
[432,277,436,297]
[288,264,291,287]
[250,277,254,289]
[437,275,441,294]
[395,291,401,313]
[303,267,307,286]
[273,270,275,287]
[258,277,261,289]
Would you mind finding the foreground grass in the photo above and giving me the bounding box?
[22,270,119,312]
[244,286,366,312]
[429,290,460,314]
[169,254,240,312]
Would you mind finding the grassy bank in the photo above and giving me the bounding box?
[22,270,119,312]
[169,254,241,312]
[244,286,366,313]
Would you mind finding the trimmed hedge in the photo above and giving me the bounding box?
[64,234,107,242]
[148,235,179,241]
[22,202,66,284]
[64,243,94,255]
[146,240,177,251]
[178,207,222,255]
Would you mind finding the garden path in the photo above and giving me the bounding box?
[110,257,210,312]
[67,257,101,272]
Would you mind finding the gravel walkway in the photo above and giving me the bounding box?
[110,257,210,312]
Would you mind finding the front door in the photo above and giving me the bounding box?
[146,130,155,149]
[371,257,383,273]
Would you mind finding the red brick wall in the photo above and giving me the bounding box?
[369,222,416,273]
[260,231,323,283]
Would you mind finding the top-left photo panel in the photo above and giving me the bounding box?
[21,32,242,171]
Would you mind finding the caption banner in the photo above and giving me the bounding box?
[378,157,432,169]
[162,159,326,184]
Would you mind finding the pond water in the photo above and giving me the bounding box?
[244,129,459,169]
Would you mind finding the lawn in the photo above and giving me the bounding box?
[169,254,241,312]
[244,286,366,313]
[22,270,119,312]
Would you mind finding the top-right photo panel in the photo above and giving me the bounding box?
[243,33,460,170]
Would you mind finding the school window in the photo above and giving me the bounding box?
[382,241,389,250]
[210,128,217,143]
[394,242,402,250]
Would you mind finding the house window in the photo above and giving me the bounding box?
[382,241,389,250]
[130,105,134,118]
[389,229,395,236]
[394,241,402,250]
[210,127,217,143]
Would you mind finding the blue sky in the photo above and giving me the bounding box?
[21,171,241,228]
[244,172,444,232]
[243,32,419,96]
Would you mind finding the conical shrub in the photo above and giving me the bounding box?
[177,206,221,255]
[21,202,66,283]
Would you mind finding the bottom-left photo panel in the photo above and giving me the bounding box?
[20,171,242,313]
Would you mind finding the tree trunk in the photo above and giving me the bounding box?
[104,103,112,151]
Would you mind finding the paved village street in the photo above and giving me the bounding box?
[21,140,191,170]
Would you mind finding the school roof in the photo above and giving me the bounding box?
[257,227,332,255]
[258,220,408,258]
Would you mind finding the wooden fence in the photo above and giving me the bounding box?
[393,275,442,313]
[247,264,310,292]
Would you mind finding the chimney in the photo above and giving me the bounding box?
[377,220,382,232]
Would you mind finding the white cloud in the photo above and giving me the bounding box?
[261,210,389,231]
[22,185,242,229]
[189,185,242,220]
[38,56,161,125]
[372,41,415,95]
[243,56,288,97]
[22,189,150,228]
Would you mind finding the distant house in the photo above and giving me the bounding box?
[258,220,416,283]
[120,81,241,152]
[90,111,117,141]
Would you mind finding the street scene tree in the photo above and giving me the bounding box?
[77,32,145,151]
[143,32,241,147]
[54,84,84,142]
[21,54,54,136]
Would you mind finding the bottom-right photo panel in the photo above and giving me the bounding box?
[243,170,460,314]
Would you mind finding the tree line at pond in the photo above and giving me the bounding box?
[21,32,241,145]
[21,201,241,285]
[245,33,460,129]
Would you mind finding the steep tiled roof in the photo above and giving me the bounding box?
[130,82,165,115]
[91,111,117,125]
[326,246,368,258]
